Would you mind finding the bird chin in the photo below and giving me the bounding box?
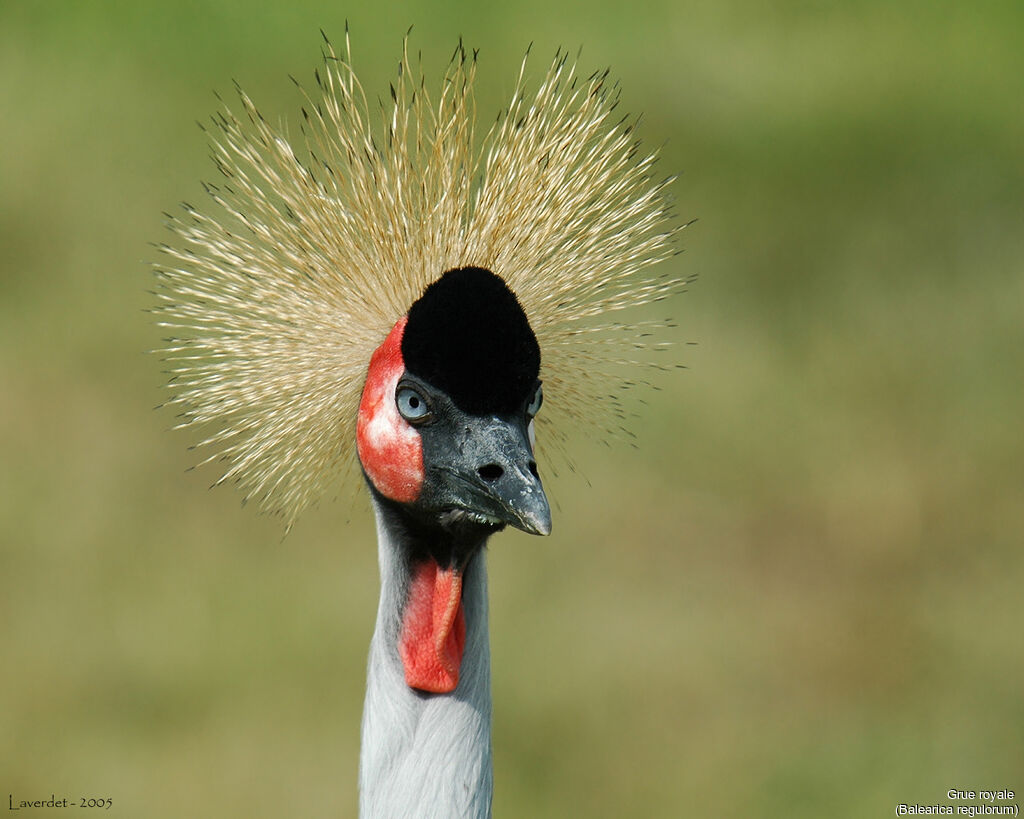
[438,507,506,531]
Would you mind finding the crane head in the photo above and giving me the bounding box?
[357,265,551,541]
[157,41,682,532]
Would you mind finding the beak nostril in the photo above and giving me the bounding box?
[478,464,504,483]
[528,461,539,479]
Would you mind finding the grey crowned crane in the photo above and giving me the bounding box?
[156,32,685,819]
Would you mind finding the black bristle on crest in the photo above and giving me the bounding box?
[401,267,540,417]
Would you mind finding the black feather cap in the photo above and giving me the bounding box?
[401,267,541,417]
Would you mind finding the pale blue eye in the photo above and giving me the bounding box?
[526,384,543,418]
[396,387,431,423]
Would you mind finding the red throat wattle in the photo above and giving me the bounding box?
[399,560,467,693]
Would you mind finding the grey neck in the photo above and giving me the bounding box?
[359,500,493,819]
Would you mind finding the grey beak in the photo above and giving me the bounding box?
[433,414,551,536]
[484,456,552,536]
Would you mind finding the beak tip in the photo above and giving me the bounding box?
[519,499,552,536]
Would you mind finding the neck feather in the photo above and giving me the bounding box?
[359,498,493,818]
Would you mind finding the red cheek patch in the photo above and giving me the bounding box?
[356,316,424,503]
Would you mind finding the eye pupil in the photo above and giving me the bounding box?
[409,396,419,408]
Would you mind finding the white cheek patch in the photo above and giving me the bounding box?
[365,371,404,446]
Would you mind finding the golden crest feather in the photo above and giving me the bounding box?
[155,32,687,524]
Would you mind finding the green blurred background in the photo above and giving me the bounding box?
[2,1,1021,816]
